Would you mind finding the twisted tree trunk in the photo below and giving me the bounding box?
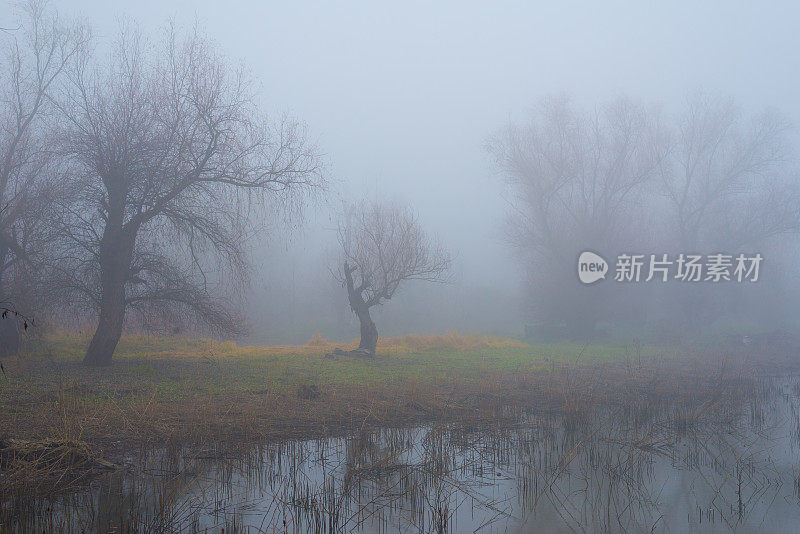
[344,262,378,355]
[355,305,378,354]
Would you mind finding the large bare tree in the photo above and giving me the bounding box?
[662,95,800,252]
[0,1,84,355]
[337,201,450,355]
[658,95,800,329]
[488,95,667,337]
[54,24,324,366]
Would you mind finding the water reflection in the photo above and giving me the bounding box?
[6,375,800,533]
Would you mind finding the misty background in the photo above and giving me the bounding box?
[46,0,800,344]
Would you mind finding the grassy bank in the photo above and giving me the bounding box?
[0,333,749,444]
[3,333,630,444]
[0,332,792,499]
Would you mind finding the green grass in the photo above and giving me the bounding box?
[0,332,684,455]
[32,333,662,384]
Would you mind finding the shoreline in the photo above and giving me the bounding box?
[2,334,798,502]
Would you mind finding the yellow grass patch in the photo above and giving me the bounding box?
[80,331,531,359]
[237,331,530,357]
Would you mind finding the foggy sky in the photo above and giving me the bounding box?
[44,0,800,339]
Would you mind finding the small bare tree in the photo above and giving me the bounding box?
[54,23,324,366]
[0,1,85,355]
[336,201,450,355]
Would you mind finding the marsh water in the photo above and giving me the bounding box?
[8,373,800,533]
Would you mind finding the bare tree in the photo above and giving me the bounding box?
[662,94,800,251]
[336,201,450,355]
[658,95,800,329]
[488,96,667,337]
[54,23,324,366]
[0,1,84,355]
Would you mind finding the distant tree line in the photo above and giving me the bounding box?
[489,95,800,340]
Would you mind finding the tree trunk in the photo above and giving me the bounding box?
[565,308,597,341]
[343,261,378,355]
[0,249,19,358]
[84,280,126,366]
[83,211,135,366]
[0,315,19,358]
[356,306,378,354]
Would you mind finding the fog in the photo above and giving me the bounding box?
[53,0,800,344]
[9,0,800,344]
[9,4,800,532]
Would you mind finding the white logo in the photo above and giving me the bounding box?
[578,251,608,284]
[576,252,762,285]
